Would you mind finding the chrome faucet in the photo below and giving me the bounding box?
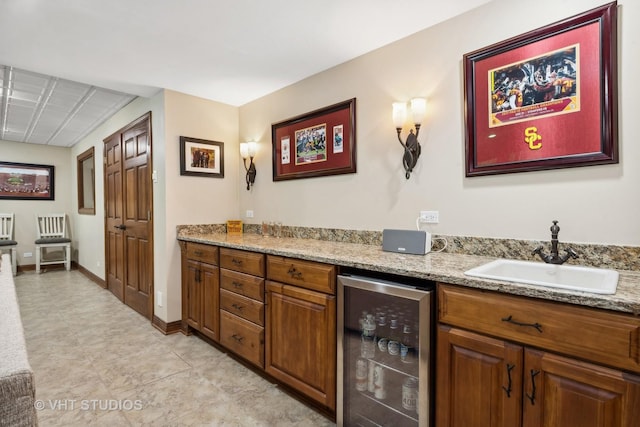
[532,220,579,264]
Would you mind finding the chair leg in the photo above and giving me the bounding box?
[65,244,71,271]
[35,246,41,273]
[11,248,17,276]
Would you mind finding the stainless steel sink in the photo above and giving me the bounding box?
[464,259,619,294]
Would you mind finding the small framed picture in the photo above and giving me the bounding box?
[179,137,224,178]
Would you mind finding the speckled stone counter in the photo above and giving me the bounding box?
[177,231,640,316]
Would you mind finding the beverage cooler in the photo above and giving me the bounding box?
[337,273,434,427]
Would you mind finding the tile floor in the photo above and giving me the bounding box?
[15,270,336,426]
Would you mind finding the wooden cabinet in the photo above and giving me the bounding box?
[181,246,338,411]
[437,283,640,427]
[180,242,219,341]
[523,348,640,427]
[219,248,266,368]
[437,325,523,427]
[266,256,337,411]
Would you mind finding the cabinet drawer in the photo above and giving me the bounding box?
[220,310,264,368]
[220,248,265,277]
[220,288,264,326]
[267,256,336,294]
[438,283,640,373]
[220,269,265,302]
[186,242,218,265]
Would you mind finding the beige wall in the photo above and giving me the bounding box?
[160,89,239,322]
[239,0,638,246]
[0,140,71,266]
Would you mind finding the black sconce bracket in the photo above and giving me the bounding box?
[243,158,256,190]
[397,124,421,179]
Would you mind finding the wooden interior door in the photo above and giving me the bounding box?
[104,133,124,301]
[104,112,153,319]
[122,119,153,317]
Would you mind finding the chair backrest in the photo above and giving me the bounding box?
[36,214,67,239]
[0,213,14,240]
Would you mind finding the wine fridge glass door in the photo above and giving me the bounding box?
[337,275,433,427]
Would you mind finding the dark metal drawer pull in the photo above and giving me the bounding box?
[231,303,244,311]
[287,265,303,279]
[501,315,543,333]
[502,363,515,398]
[231,334,244,343]
[526,369,540,405]
[232,258,243,265]
[193,250,203,256]
[232,281,243,289]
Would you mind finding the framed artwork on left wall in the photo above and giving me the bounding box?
[179,136,225,178]
[0,161,55,200]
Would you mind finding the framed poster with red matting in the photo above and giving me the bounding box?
[272,98,356,181]
[464,2,618,177]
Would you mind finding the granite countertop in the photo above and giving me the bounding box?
[177,232,640,316]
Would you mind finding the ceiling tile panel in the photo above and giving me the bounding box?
[0,65,137,146]
[48,129,82,147]
[6,104,34,126]
[8,89,40,104]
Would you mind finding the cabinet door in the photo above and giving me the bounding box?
[200,262,219,342]
[185,259,202,330]
[523,349,640,427]
[437,325,523,427]
[265,281,336,411]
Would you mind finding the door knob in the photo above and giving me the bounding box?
[114,224,127,230]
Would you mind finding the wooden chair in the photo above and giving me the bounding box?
[0,213,17,276]
[34,213,71,273]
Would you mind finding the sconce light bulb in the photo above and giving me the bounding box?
[392,102,407,128]
[247,141,257,158]
[239,142,249,159]
[410,98,427,125]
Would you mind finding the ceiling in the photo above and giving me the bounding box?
[0,0,491,147]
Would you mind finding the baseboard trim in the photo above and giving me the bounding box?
[17,264,35,273]
[152,315,182,335]
[17,261,79,274]
[76,263,107,288]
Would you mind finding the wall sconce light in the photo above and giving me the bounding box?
[393,98,427,179]
[240,141,257,190]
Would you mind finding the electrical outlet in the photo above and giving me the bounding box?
[246,210,254,218]
[157,291,163,307]
[419,210,439,224]
[24,252,33,258]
